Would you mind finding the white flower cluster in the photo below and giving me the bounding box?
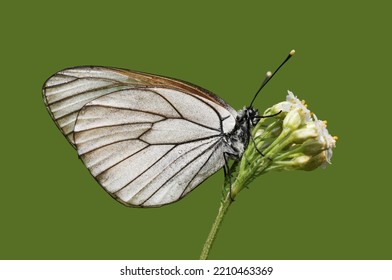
[229,90,337,198]
[254,91,337,172]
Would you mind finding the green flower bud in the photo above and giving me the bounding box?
[283,109,303,131]
[301,139,326,156]
[290,127,318,144]
[302,152,327,171]
[292,155,312,169]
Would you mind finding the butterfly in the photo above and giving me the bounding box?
[42,51,293,207]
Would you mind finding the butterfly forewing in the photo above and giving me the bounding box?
[43,66,236,146]
[43,66,238,207]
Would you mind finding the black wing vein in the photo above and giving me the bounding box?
[140,139,221,206]
[82,104,170,119]
[150,89,184,118]
[179,139,222,198]
[46,83,127,106]
[118,138,220,196]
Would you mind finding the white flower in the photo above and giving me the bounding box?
[270,91,312,123]
[312,114,337,167]
[286,90,312,122]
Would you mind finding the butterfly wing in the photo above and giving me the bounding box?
[43,66,238,207]
[42,66,237,147]
[73,87,235,207]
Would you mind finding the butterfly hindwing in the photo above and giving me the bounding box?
[73,87,235,207]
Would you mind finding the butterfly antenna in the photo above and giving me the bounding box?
[249,49,295,107]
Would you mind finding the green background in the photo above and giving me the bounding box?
[1,1,390,260]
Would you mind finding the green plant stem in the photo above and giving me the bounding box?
[199,193,232,260]
[199,156,273,259]
[199,120,287,259]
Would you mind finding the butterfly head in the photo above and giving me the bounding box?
[246,106,260,126]
[235,106,260,126]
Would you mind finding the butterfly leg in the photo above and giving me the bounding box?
[250,132,264,157]
[223,152,239,201]
[222,160,228,196]
[251,112,282,161]
[250,133,274,162]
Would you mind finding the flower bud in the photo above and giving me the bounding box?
[283,109,303,131]
[270,101,290,117]
[290,127,318,144]
[301,139,326,156]
[302,152,327,171]
[292,155,312,169]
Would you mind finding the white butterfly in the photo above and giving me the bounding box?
[43,53,293,207]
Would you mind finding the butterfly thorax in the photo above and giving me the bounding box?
[224,107,260,160]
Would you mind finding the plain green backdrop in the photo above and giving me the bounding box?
[1,1,390,260]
